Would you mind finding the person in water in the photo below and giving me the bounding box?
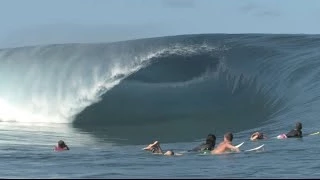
[143,141,182,156]
[189,134,216,152]
[54,140,70,151]
[277,122,303,139]
[211,132,240,155]
[250,132,265,141]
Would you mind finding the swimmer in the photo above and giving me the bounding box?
[250,132,265,141]
[143,141,182,156]
[211,132,240,155]
[189,134,216,152]
[277,122,302,139]
[54,140,69,151]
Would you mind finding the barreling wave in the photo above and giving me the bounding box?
[1,34,320,144]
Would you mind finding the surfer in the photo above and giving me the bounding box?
[54,140,70,151]
[211,132,240,155]
[277,122,302,139]
[188,134,216,152]
[286,122,303,138]
[250,132,265,141]
[143,141,182,156]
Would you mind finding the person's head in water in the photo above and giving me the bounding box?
[224,132,233,142]
[58,140,67,148]
[164,150,174,156]
[250,132,264,140]
[257,132,264,139]
[295,122,302,130]
[206,134,216,146]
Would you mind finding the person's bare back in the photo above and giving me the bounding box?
[211,132,240,155]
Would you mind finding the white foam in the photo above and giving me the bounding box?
[0,43,220,124]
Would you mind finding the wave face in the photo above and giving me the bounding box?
[1,34,320,144]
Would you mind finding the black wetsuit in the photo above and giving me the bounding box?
[189,143,214,152]
[286,129,302,138]
[151,147,162,154]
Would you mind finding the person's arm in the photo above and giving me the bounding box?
[143,141,159,151]
[65,145,70,150]
[143,141,164,154]
[250,134,258,141]
[190,146,201,152]
[190,144,207,152]
[174,153,183,156]
[226,144,240,152]
[143,144,153,151]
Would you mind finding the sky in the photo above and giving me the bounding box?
[0,0,320,48]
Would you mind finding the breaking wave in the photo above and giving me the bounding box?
[1,34,320,143]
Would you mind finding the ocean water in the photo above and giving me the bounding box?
[1,34,320,178]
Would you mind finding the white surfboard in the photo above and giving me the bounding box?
[309,132,320,136]
[235,142,245,148]
[245,144,264,152]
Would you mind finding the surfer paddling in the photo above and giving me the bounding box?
[277,122,302,139]
[250,132,266,141]
[54,140,70,151]
[211,132,240,155]
[189,134,216,152]
[143,141,182,156]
